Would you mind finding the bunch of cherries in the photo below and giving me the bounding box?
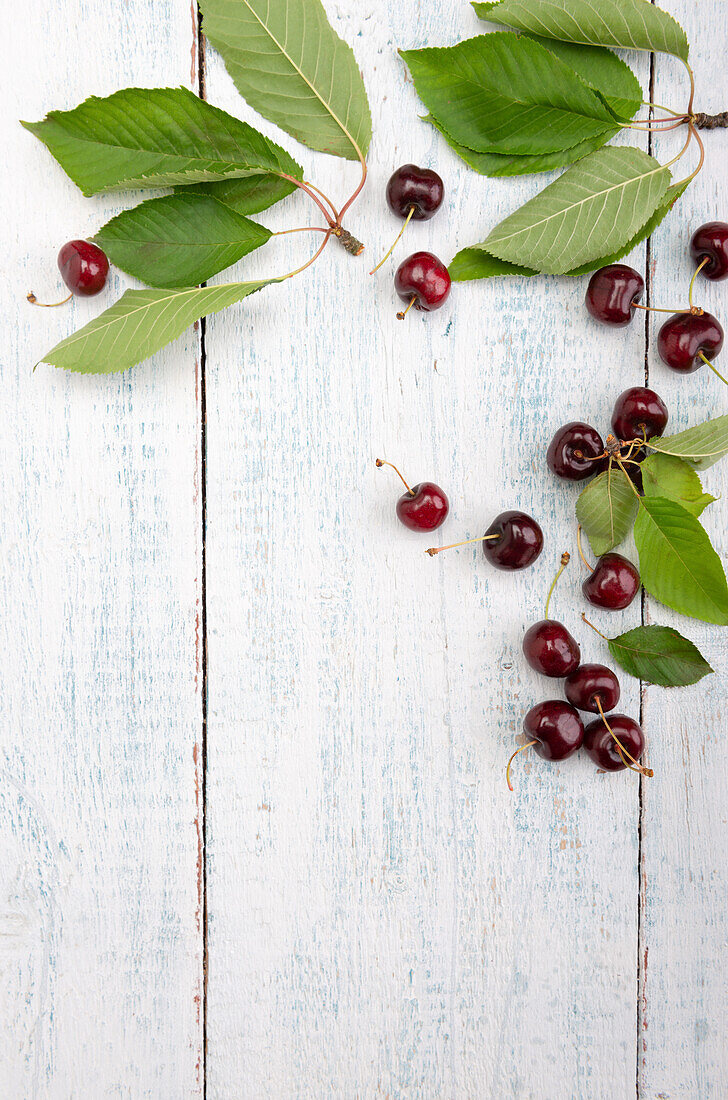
[372,164,452,320]
[28,239,109,307]
[509,549,651,791]
[585,220,728,386]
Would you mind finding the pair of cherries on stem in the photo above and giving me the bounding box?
[28,240,109,307]
[586,220,728,385]
[372,165,451,319]
[508,553,650,789]
[376,459,543,570]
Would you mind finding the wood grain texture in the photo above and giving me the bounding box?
[641,3,728,1096]
[1,0,202,1094]
[201,4,657,1096]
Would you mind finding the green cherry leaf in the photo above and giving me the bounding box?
[473,0,689,62]
[22,87,303,195]
[93,194,272,289]
[481,146,670,274]
[598,624,714,687]
[426,113,613,178]
[634,497,728,625]
[451,180,686,282]
[400,33,619,157]
[37,281,276,375]
[641,452,717,517]
[175,175,297,216]
[520,36,642,120]
[647,415,728,470]
[197,0,371,161]
[575,465,639,556]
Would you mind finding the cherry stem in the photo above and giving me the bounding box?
[27,290,72,307]
[631,302,696,315]
[279,229,333,281]
[544,551,570,620]
[614,456,642,500]
[370,206,415,274]
[581,612,608,642]
[375,457,413,495]
[425,533,500,557]
[663,124,694,172]
[576,525,593,572]
[595,697,654,778]
[302,179,339,221]
[397,295,417,321]
[271,226,330,236]
[699,351,728,387]
[279,173,338,228]
[689,256,710,308]
[675,120,705,188]
[506,740,537,792]
[685,60,696,117]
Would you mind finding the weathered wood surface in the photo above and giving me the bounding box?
[3,0,727,1096]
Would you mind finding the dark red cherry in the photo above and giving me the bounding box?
[657,311,724,373]
[690,221,728,281]
[611,387,668,442]
[386,164,444,221]
[396,482,449,531]
[482,510,543,571]
[585,264,644,326]
[522,620,580,677]
[582,552,640,610]
[58,239,109,296]
[547,422,605,480]
[394,252,451,317]
[583,713,645,771]
[523,700,584,760]
[564,663,620,713]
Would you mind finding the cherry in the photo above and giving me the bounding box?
[27,239,109,307]
[582,552,640,610]
[523,620,580,677]
[611,387,668,442]
[482,510,543,570]
[426,510,543,570]
[690,221,728,281]
[376,459,448,531]
[547,422,606,480]
[583,713,648,774]
[585,264,644,326]
[59,240,109,296]
[394,252,451,319]
[657,311,724,375]
[522,551,580,677]
[564,663,620,713]
[387,165,444,221]
[506,700,584,789]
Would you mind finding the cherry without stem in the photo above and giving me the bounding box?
[507,700,584,790]
[394,252,451,319]
[376,459,448,532]
[585,264,645,326]
[564,663,620,713]
[547,421,606,480]
[59,239,109,296]
[690,221,728,281]
[657,311,725,378]
[611,386,668,442]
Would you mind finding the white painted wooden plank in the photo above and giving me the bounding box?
[641,3,728,1096]
[202,4,657,1095]
[1,1,203,1095]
